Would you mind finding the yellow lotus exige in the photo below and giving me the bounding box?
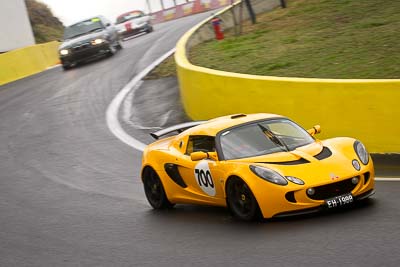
[141,113,375,221]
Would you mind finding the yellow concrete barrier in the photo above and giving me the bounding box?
[0,41,59,86]
[175,1,400,153]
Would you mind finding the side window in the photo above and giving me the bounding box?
[186,136,215,155]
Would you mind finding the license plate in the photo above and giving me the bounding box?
[325,193,354,209]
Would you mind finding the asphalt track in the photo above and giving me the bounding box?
[0,12,399,267]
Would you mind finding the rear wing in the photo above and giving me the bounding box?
[150,121,206,140]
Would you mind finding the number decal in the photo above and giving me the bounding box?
[195,169,214,188]
[194,160,216,196]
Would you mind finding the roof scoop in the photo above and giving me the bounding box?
[231,114,247,119]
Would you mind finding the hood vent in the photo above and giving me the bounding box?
[257,158,309,165]
[314,147,332,160]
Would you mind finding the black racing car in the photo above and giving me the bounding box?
[59,16,122,70]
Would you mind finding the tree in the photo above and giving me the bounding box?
[25,0,64,43]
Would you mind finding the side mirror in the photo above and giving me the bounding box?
[191,151,208,161]
[207,152,218,161]
[307,125,321,136]
[190,151,218,161]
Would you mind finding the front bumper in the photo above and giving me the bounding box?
[273,189,375,218]
[120,24,151,38]
[60,42,111,65]
[254,169,375,219]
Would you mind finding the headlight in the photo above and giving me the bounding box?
[60,49,69,55]
[354,140,369,165]
[250,165,287,185]
[91,38,105,45]
[286,176,305,185]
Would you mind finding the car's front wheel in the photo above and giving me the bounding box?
[116,40,123,50]
[146,25,154,33]
[143,167,174,209]
[226,177,261,221]
[62,64,71,70]
[108,44,117,56]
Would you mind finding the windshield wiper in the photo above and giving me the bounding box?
[66,28,104,39]
[64,33,86,40]
[258,124,289,152]
[66,32,89,39]
[88,28,104,33]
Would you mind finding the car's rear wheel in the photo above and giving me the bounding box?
[143,167,174,209]
[226,177,261,221]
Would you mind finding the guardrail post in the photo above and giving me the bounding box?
[244,0,256,24]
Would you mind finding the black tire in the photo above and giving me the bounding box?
[147,26,154,33]
[143,168,174,209]
[116,40,123,50]
[108,44,117,56]
[62,64,71,70]
[226,177,261,221]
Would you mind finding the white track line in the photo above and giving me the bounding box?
[375,177,400,181]
[106,47,176,152]
[105,49,400,182]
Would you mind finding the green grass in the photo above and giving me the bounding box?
[188,0,400,79]
[26,0,64,43]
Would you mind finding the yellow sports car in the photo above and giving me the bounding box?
[141,113,374,221]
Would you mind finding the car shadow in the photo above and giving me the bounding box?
[143,198,377,226]
[266,198,376,223]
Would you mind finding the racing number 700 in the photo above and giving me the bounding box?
[195,169,214,188]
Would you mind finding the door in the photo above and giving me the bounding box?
[176,135,225,202]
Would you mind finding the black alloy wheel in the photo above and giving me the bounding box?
[226,177,261,221]
[143,168,174,209]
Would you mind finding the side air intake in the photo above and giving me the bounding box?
[164,163,187,188]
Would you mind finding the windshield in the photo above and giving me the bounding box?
[116,12,143,24]
[63,18,104,40]
[219,119,314,160]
